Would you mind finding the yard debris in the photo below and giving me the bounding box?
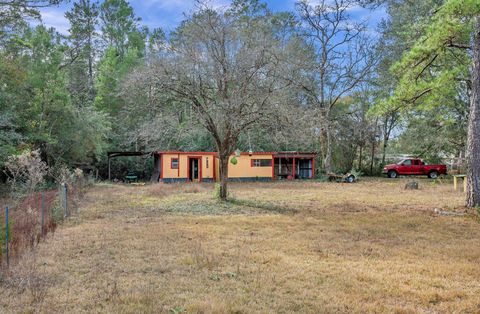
[327,172,356,183]
[405,181,419,190]
[433,208,466,216]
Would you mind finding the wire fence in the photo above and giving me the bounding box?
[0,180,86,268]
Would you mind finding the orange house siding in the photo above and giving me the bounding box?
[160,152,215,182]
[156,151,315,182]
[224,154,273,179]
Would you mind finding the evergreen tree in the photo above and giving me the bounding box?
[377,0,480,206]
[65,0,99,105]
[99,0,143,58]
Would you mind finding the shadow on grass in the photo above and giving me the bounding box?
[226,198,296,214]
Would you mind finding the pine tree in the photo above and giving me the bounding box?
[379,0,480,207]
[65,0,99,105]
[99,0,142,58]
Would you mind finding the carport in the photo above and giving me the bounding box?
[107,151,153,181]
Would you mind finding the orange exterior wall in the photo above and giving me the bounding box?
[161,153,215,180]
[216,154,274,179]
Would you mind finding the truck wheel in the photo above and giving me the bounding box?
[428,171,439,179]
[388,170,398,178]
[346,175,355,183]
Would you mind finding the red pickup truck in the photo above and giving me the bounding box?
[382,158,447,179]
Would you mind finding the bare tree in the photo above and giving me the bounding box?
[120,64,208,152]
[144,4,285,200]
[295,0,375,173]
[379,110,400,165]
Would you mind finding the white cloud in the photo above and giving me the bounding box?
[39,7,71,35]
[138,0,230,31]
[141,0,229,12]
[291,0,365,14]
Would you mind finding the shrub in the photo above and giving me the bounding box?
[4,149,48,198]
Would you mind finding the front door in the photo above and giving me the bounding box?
[189,157,201,182]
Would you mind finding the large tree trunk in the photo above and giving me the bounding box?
[323,128,333,174]
[88,34,95,102]
[358,144,363,170]
[382,119,388,166]
[370,117,379,175]
[370,138,376,175]
[218,151,229,201]
[382,139,388,166]
[320,112,333,174]
[466,16,480,208]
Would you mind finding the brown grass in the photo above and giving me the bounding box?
[0,190,59,265]
[1,178,479,313]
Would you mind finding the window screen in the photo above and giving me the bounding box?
[252,159,272,167]
[171,158,179,169]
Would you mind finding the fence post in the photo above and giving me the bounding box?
[62,183,68,219]
[5,206,9,267]
[65,184,68,218]
[62,183,66,219]
[41,191,45,236]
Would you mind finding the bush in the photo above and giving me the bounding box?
[4,149,48,198]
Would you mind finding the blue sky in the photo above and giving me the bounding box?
[38,0,386,35]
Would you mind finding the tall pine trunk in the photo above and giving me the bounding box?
[382,140,387,166]
[358,144,363,170]
[466,16,480,207]
[382,120,388,166]
[87,33,95,102]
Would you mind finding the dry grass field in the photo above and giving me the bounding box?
[1,178,480,313]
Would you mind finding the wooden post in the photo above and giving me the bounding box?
[41,192,45,236]
[292,158,296,179]
[64,183,68,218]
[311,158,315,179]
[108,157,111,181]
[454,176,458,191]
[464,177,467,193]
[5,206,9,267]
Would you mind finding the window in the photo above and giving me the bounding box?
[251,159,272,167]
[171,158,179,169]
[206,157,209,168]
[403,159,412,166]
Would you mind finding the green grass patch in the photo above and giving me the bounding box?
[226,197,295,214]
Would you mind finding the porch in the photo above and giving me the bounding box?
[273,152,316,180]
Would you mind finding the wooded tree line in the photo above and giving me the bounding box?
[1,0,479,203]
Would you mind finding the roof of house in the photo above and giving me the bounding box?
[155,151,316,157]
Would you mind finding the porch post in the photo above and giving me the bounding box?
[311,158,315,179]
[292,158,296,179]
[271,157,275,180]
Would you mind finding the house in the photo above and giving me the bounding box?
[152,151,316,183]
